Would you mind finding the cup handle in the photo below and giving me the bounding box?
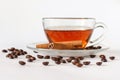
[87,22,106,47]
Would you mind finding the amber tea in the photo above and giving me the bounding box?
[45,28,93,48]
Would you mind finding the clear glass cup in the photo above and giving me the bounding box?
[42,17,106,48]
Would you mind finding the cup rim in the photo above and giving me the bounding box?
[42,17,95,20]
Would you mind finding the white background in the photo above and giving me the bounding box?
[0,0,120,80]
[0,0,120,49]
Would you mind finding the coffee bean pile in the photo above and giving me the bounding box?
[2,47,27,59]
[1,47,115,67]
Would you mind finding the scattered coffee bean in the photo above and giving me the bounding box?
[11,52,16,55]
[51,57,60,61]
[6,53,12,57]
[57,56,63,60]
[85,46,102,50]
[2,47,116,68]
[60,59,66,63]
[75,63,83,67]
[99,55,106,59]
[9,55,14,59]
[19,49,23,52]
[66,58,72,63]
[72,61,77,65]
[2,49,8,53]
[69,56,75,60]
[33,51,38,53]
[74,58,80,63]
[23,51,27,55]
[55,61,61,64]
[14,49,19,52]
[27,59,33,62]
[109,56,115,60]
[42,62,49,66]
[96,62,102,66]
[72,60,79,65]
[44,55,50,59]
[26,55,32,59]
[97,46,102,49]
[72,59,80,63]
[86,46,95,49]
[19,61,26,65]
[101,58,107,62]
[8,47,15,51]
[83,61,91,65]
[12,55,18,58]
[77,56,84,60]
[90,55,96,58]
[37,55,44,59]
[15,51,21,56]
[30,57,36,60]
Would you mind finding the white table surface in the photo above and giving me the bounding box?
[0,43,120,80]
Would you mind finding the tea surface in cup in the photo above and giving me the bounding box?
[45,26,93,48]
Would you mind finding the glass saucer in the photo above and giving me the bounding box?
[27,42,109,56]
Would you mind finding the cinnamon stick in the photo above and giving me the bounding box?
[36,41,82,50]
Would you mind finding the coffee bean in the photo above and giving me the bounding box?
[72,61,77,65]
[44,55,50,59]
[109,56,115,60]
[77,56,84,60]
[14,49,19,52]
[37,55,44,59]
[72,59,80,63]
[33,51,38,53]
[75,63,83,67]
[9,55,14,59]
[2,49,8,53]
[83,61,90,65]
[72,60,79,65]
[6,53,12,57]
[19,49,23,52]
[14,51,20,56]
[11,52,16,55]
[60,60,66,63]
[30,57,36,60]
[57,56,63,60]
[19,52,24,55]
[19,61,26,65]
[23,51,27,54]
[90,55,96,58]
[12,55,18,58]
[8,47,15,51]
[74,58,80,63]
[99,55,106,59]
[66,58,72,63]
[51,57,60,61]
[85,46,94,49]
[27,59,33,62]
[26,55,32,59]
[42,62,49,66]
[69,56,75,60]
[96,62,102,66]
[55,61,61,64]
[97,46,102,49]
[101,58,107,62]
[85,46,102,49]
